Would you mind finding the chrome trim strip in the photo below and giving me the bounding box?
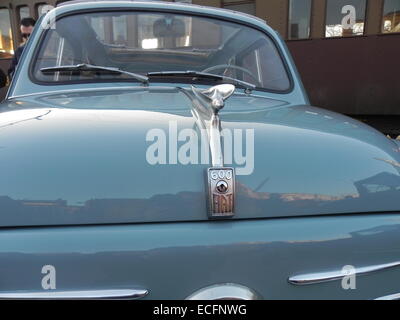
[289,261,400,285]
[209,113,224,167]
[186,283,260,300]
[55,38,65,81]
[375,293,400,300]
[0,288,148,300]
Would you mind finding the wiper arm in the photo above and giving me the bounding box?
[40,64,149,84]
[147,70,255,91]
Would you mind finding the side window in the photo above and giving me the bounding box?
[18,6,30,22]
[0,8,14,59]
[89,16,107,42]
[288,0,312,39]
[112,15,128,46]
[325,0,367,37]
[36,3,48,18]
[35,30,75,79]
[89,14,193,50]
[222,0,256,16]
[382,0,400,33]
[240,39,290,91]
[89,15,129,46]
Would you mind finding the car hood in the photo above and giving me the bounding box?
[0,87,399,227]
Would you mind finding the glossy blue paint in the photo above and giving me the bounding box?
[0,1,399,299]
[0,86,399,226]
[0,214,400,299]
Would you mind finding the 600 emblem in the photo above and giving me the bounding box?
[210,170,233,180]
[207,167,235,218]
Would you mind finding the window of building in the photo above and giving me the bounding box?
[0,8,14,58]
[382,0,400,33]
[18,6,30,22]
[288,0,312,39]
[37,3,49,18]
[112,15,128,45]
[325,0,366,37]
[222,0,256,16]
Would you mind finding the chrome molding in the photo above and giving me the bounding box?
[209,112,224,167]
[191,84,235,167]
[289,261,400,285]
[190,84,236,218]
[375,293,400,300]
[186,283,260,300]
[55,38,65,81]
[0,288,148,300]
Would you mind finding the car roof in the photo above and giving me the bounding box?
[56,0,267,25]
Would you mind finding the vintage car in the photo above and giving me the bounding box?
[0,0,399,300]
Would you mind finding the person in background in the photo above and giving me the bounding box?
[8,17,36,79]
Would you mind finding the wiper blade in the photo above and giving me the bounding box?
[147,70,256,91]
[40,64,149,84]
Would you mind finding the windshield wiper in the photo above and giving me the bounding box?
[147,70,256,91]
[40,64,149,84]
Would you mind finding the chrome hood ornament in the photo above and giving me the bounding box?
[191,84,236,218]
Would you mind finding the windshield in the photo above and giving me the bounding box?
[32,11,291,92]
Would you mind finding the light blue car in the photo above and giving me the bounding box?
[0,0,399,300]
